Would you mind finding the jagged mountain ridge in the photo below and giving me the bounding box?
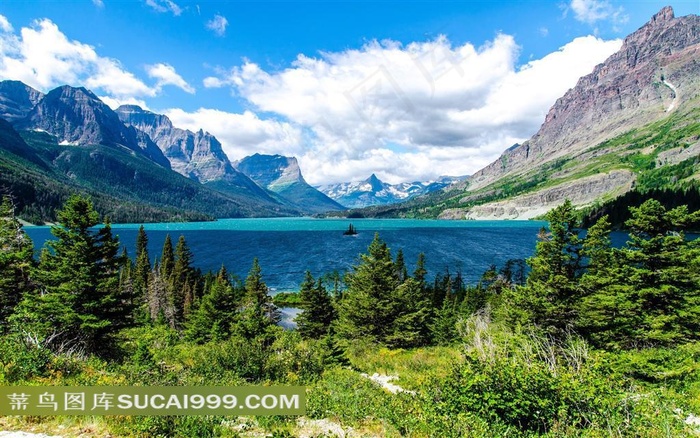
[14,85,172,168]
[234,153,345,214]
[0,80,44,122]
[318,173,466,209]
[0,81,300,221]
[470,6,700,192]
[115,105,279,206]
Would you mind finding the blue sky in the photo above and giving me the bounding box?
[0,1,698,184]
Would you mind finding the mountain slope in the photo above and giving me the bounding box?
[318,174,466,209]
[15,85,171,168]
[115,105,284,209]
[0,80,44,122]
[364,7,700,220]
[235,154,345,214]
[0,82,296,221]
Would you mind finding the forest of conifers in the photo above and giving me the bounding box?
[0,194,699,437]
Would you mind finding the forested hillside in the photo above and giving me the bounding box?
[1,194,698,436]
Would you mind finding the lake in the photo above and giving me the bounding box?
[24,218,551,292]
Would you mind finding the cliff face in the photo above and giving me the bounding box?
[235,154,345,213]
[469,6,700,191]
[14,86,170,168]
[116,105,233,183]
[0,81,44,122]
[116,105,279,204]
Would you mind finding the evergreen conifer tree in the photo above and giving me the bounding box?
[235,258,279,339]
[296,271,336,339]
[0,196,34,331]
[12,195,128,353]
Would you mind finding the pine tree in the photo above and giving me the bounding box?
[395,249,408,282]
[335,233,399,344]
[514,200,583,335]
[621,200,700,345]
[576,215,638,348]
[12,195,128,354]
[133,225,151,303]
[0,196,34,331]
[235,258,280,339]
[186,265,240,343]
[413,252,427,289]
[296,271,336,339]
[386,278,431,348]
[172,235,194,326]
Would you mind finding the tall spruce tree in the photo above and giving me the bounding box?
[0,196,34,331]
[186,265,240,343]
[235,258,279,339]
[513,199,583,335]
[133,225,151,304]
[576,215,638,348]
[619,200,700,345]
[335,233,399,344]
[172,235,194,326]
[12,195,128,353]
[296,271,336,339]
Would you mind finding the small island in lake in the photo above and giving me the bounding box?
[343,223,358,235]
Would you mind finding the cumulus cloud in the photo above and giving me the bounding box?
[0,17,195,102]
[164,107,304,160]
[0,18,155,98]
[205,33,622,184]
[206,14,228,37]
[0,15,14,33]
[570,0,628,26]
[147,63,195,93]
[145,0,182,16]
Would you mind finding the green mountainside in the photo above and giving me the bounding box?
[0,120,293,223]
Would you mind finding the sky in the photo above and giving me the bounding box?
[0,1,698,185]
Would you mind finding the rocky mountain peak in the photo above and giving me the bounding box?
[366,174,385,192]
[0,80,44,122]
[468,7,700,191]
[11,84,170,167]
[235,154,305,189]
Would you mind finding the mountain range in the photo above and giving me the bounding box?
[1,7,698,223]
[317,174,466,209]
[0,81,341,223]
[345,6,700,220]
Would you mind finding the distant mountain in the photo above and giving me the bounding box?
[357,7,700,220]
[234,154,345,214]
[317,173,466,209]
[115,105,281,207]
[0,81,296,222]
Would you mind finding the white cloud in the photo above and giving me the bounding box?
[147,63,195,93]
[99,95,150,111]
[206,33,622,184]
[206,14,228,37]
[0,17,200,104]
[570,0,628,25]
[145,0,182,16]
[0,15,13,33]
[0,18,156,98]
[164,107,304,160]
[92,0,105,8]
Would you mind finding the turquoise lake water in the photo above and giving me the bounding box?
[25,218,549,292]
